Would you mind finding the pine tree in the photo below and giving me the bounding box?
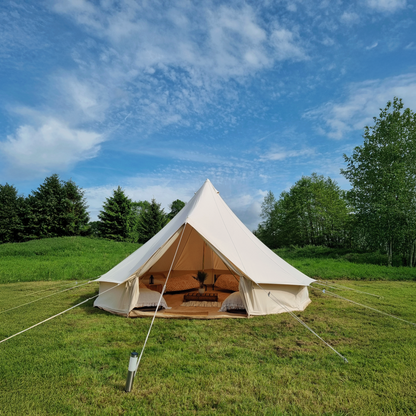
[136,198,168,243]
[98,186,133,241]
[26,174,67,238]
[0,184,25,243]
[62,180,90,236]
[25,174,90,239]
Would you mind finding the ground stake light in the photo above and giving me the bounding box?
[125,351,138,392]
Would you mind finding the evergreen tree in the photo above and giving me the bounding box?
[0,184,25,243]
[136,198,168,243]
[62,180,90,236]
[168,199,185,219]
[130,200,151,242]
[26,174,67,238]
[98,186,133,241]
[25,174,90,239]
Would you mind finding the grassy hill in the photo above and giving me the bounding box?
[0,237,141,283]
[275,246,416,281]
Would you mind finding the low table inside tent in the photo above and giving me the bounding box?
[183,292,218,302]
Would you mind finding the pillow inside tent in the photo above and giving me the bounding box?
[219,291,246,313]
[215,274,239,292]
[164,274,200,293]
[135,286,170,310]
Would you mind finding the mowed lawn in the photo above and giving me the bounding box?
[0,238,415,415]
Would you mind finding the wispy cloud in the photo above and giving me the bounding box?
[365,0,407,13]
[1,1,310,179]
[304,73,416,139]
[366,42,379,50]
[259,147,315,161]
[340,12,360,25]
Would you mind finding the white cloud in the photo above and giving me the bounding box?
[366,42,378,50]
[365,0,406,12]
[304,73,416,139]
[0,118,103,176]
[52,1,307,79]
[340,12,360,25]
[260,147,315,161]
[2,1,310,182]
[270,27,307,61]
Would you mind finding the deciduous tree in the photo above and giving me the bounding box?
[168,199,185,219]
[256,174,350,249]
[341,97,416,266]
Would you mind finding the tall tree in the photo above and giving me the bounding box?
[62,180,90,236]
[98,186,133,241]
[0,184,25,243]
[257,174,351,249]
[168,199,185,219]
[341,97,416,266]
[136,198,168,243]
[25,174,90,239]
[26,174,67,238]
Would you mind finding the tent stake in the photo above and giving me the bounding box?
[125,352,138,392]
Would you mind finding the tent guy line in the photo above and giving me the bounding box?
[310,286,416,327]
[0,280,95,315]
[17,279,92,298]
[313,281,383,299]
[254,281,349,363]
[135,224,187,374]
[0,280,122,345]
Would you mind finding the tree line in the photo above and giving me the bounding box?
[0,174,185,244]
[255,98,416,267]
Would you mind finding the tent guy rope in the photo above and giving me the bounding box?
[0,280,94,315]
[17,279,90,299]
[253,282,349,363]
[0,281,122,345]
[135,224,187,374]
[313,281,382,299]
[310,286,416,327]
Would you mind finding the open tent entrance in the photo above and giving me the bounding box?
[131,224,247,319]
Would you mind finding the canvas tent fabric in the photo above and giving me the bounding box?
[94,179,315,317]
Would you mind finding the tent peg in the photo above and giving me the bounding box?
[125,351,138,392]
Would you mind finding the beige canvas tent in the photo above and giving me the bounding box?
[94,179,315,318]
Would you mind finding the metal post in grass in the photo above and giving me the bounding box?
[125,352,138,392]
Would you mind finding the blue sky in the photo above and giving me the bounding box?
[1,0,416,230]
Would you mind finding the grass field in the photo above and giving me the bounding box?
[0,238,415,415]
[0,237,141,283]
[275,246,416,281]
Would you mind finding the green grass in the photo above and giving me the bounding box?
[0,280,415,415]
[0,237,140,283]
[1,238,416,414]
[275,246,416,281]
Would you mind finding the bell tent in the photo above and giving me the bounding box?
[94,179,315,318]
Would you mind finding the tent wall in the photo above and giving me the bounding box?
[239,277,311,317]
[94,280,140,316]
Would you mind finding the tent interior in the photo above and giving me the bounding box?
[132,224,247,319]
[96,224,311,319]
